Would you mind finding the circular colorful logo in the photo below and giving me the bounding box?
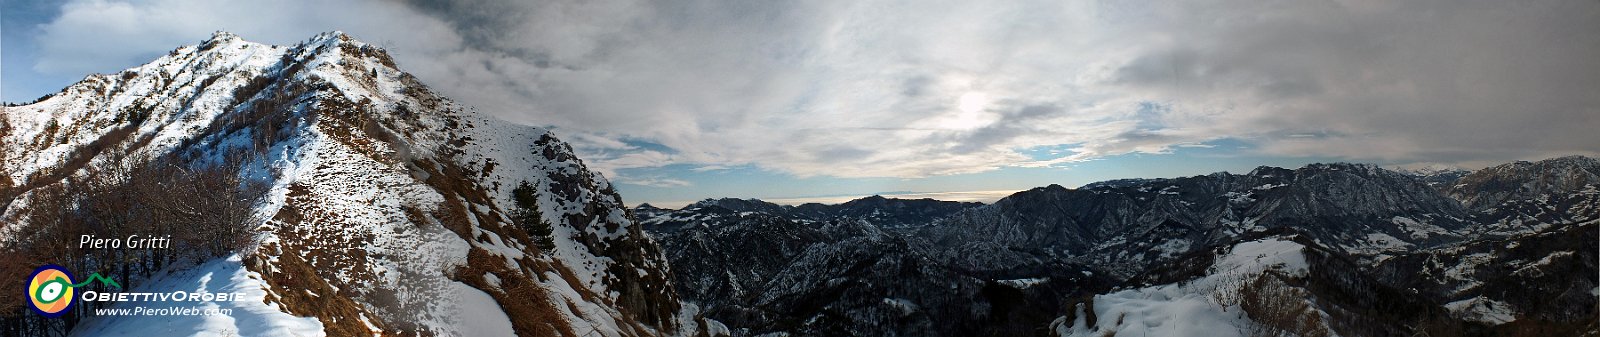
[27,265,75,317]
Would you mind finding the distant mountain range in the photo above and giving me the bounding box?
[639,156,1598,336]
[2,29,1593,337]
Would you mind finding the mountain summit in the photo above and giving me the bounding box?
[1,32,720,336]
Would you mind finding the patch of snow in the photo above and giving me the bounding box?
[1252,183,1286,191]
[1158,186,1180,195]
[1390,216,1450,240]
[1154,239,1192,258]
[450,282,517,337]
[1443,253,1494,293]
[1514,251,1574,275]
[356,313,382,337]
[1213,238,1309,277]
[882,298,920,315]
[484,273,503,289]
[1444,297,1517,325]
[1363,233,1414,252]
[1529,251,1574,268]
[674,303,728,337]
[997,278,1049,289]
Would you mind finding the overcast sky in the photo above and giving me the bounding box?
[4,0,1597,207]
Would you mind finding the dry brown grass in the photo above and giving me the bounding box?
[252,183,402,336]
[453,247,575,337]
[313,96,395,166]
[247,246,395,337]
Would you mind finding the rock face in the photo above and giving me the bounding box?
[1445,155,1600,237]
[643,159,1598,337]
[1,32,714,336]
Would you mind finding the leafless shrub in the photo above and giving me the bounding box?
[135,152,269,259]
[1212,272,1249,311]
[1237,274,1331,337]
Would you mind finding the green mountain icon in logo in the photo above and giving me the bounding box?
[34,272,123,304]
[70,273,122,289]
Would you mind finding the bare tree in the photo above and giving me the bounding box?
[137,152,268,259]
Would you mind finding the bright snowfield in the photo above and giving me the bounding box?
[450,282,518,337]
[1052,238,1317,337]
[1444,296,1518,326]
[66,257,518,337]
[1,32,706,336]
[67,255,325,337]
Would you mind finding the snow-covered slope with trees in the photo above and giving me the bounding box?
[642,158,1597,336]
[1,31,720,337]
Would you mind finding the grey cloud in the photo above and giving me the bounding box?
[387,0,527,49]
[810,145,874,163]
[1099,0,1600,164]
[27,0,1600,180]
[936,103,1065,155]
[901,76,933,97]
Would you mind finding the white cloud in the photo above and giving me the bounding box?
[614,177,692,188]
[30,0,1600,181]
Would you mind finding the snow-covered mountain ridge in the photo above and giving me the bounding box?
[1,31,720,336]
[641,158,1597,336]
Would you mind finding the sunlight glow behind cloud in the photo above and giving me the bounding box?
[16,0,1600,188]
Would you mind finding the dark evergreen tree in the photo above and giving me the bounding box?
[511,181,556,252]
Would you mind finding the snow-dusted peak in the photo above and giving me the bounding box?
[298,31,373,54]
[2,31,711,337]
[305,30,350,43]
[205,30,242,44]
[1401,163,1470,176]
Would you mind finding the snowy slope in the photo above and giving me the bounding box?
[1,31,716,337]
[67,255,325,337]
[1051,237,1319,337]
